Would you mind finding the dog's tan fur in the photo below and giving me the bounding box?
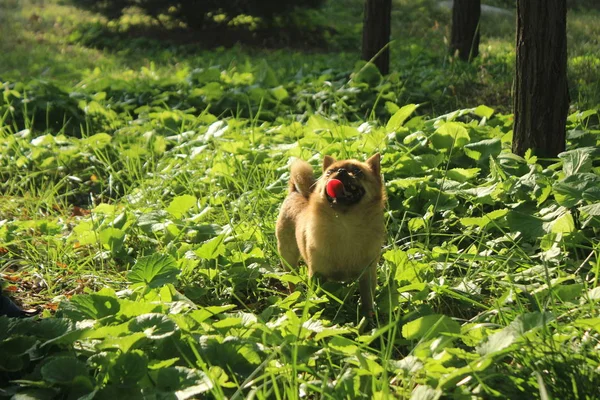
[275,153,386,316]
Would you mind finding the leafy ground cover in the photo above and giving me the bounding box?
[2,0,600,115]
[2,101,599,398]
[1,0,600,398]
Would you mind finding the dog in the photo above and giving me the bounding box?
[275,153,386,317]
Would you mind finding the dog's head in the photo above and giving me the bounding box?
[318,153,384,208]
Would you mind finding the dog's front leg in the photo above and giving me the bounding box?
[358,265,377,318]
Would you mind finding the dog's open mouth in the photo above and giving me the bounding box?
[325,176,365,206]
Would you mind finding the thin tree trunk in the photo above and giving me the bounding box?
[361,0,392,75]
[513,0,569,157]
[450,0,481,61]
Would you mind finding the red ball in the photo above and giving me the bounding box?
[326,179,344,198]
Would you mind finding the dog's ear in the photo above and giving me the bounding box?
[323,155,335,171]
[366,153,380,176]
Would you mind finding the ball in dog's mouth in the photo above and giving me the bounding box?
[326,179,344,198]
[325,178,365,205]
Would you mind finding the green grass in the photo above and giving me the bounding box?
[1,0,600,398]
[2,0,600,112]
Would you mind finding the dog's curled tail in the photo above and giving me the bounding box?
[288,159,315,198]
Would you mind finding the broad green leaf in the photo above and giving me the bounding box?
[397,282,427,293]
[195,234,226,260]
[586,287,600,301]
[31,318,75,341]
[445,168,480,182]
[558,147,597,176]
[0,336,37,356]
[61,293,120,320]
[411,385,442,400]
[128,254,180,288]
[264,273,303,286]
[460,209,508,228]
[167,195,197,219]
[329,336,359,355]
[82,133,112,149]
[129,313,178,340]
[430,122,470,151]
[152,366,213,396]
[117,299,162,319]
[110,350,148,384]
[553,173,600,208]
[255,60,278,86]
[505,211,545,240]
[99,227,125,254]
[437,357,494,390]
[314,326,352,341]
[189,67,221,84]
[41,356,89,384]
[197,82,223,101]
[0,354,27,372]
[213,317,242,329]
[549,211,575,234]
[463,138,502,162]
[94,203,116,214]
[478,312,554,355]
[188,305,237,324]
[579,202,600,216]
[73,221,97,246]
[386,104,418,132]
[97,332,146,352]
[383,249,408,267]
[474,105,494,119]
[573,317,600,332]
[416,153,445,169]
[402,314,460,340]
[274,291,302,310]
[82,322,131,339]
[306,114,337,133]
[461,323,492,347]
[270,86,289,101]
[87,351,118,371]
[408,217,425,231]
[149,358,180,370]
[552,283,583,302]
[385,101,400,114]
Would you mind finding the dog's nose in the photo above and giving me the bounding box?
[337,168,348,177]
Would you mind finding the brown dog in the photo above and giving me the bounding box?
[275,154,386,317]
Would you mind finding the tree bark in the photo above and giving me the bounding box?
[450,0,481,61]
[361,0,392,75]
[513,0,569,157]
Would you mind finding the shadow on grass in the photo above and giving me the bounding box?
[71,21,339,55]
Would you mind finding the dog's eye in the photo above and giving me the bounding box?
[352,167,362,175]
[326,170,332,176]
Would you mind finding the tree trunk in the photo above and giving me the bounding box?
[450,0,481,61]
[513,0,569,157]
[361,0,392,75]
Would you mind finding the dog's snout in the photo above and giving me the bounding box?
[337,168,348,177]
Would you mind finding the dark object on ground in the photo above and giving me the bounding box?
[0,294,36,318]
